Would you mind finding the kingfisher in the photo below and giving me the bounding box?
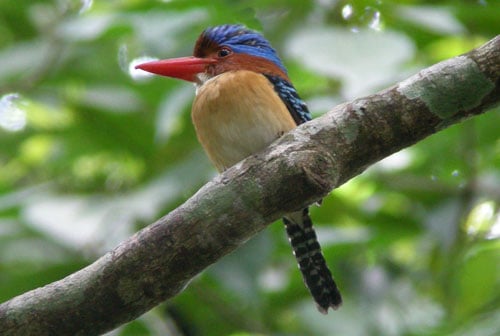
[136,24,342,313]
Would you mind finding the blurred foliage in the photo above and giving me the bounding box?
[0,0,499,335]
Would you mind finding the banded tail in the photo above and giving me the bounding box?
[283,208,342,313]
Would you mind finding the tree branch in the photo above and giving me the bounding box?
[1,35,499,336]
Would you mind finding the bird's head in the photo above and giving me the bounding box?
[136,24,289,84]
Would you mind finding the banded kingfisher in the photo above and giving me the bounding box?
[136,24,342,313]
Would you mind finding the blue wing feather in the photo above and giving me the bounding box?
[264,75,311,125]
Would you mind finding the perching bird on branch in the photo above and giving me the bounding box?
[136,24,342,313]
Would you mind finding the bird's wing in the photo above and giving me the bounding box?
[264,74,312,126]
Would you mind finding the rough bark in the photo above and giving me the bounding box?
[0,35,499,336]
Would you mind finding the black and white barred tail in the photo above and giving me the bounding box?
[283,208,342,313]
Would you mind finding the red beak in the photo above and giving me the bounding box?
[135,56,216,82]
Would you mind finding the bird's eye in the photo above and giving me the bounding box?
[218,47,232,58]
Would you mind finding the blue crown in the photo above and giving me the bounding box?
[201,24,287,74]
